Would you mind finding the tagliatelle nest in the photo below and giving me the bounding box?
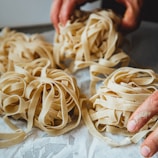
[0,28,55,75]
[54,9,130,94]
[0,28,86,148]
[0,58,85,148]
[82,67,158,146]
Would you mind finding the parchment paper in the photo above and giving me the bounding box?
[0,21,158,158]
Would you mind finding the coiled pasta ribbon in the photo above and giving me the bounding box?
[0,28,85,148]
[54,9,130,94]
[0,28,55,75]
[0,58,85,147]
[82,67,158,146]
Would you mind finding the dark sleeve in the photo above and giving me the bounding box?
[101,0,125,16]
[101,0,158,23]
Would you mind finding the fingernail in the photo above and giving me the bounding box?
[141,146,150,157]
[127,120,136,132]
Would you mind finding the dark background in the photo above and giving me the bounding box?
[101,0,158,23]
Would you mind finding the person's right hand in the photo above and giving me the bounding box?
[127,90,158,157]
[50,0,87,32]
[116,0,143,33]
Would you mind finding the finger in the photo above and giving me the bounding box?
[116,0,143,32]
[127,90,158,132]
[59,0,86,25]
[59,0,77,26]
[122,2,139,31]
[50,0,63,32]
[141,127,158,157]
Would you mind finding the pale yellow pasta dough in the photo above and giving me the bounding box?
[0,58,85,148]
[54,9,130,95]
[0,28,85,148]
[82,67,158,146]
[0,28,55,75]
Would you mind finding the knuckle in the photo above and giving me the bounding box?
[143,130,158,156]
[149,90,158,109]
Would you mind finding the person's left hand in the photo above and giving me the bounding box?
[127,90,158,157]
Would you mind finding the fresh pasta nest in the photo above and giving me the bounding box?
[0,28,85,148]
[0,59,83,129]
[83,67,158,146]
[0,59,85,148]
[0,28,55,75]
[53,9,130,94]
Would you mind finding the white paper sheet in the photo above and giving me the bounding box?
[0,21,158,158]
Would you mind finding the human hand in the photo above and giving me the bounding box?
[127,90,158,157]
[116,0,144,32]
[50,0,143,33]
[50,0,87,32]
